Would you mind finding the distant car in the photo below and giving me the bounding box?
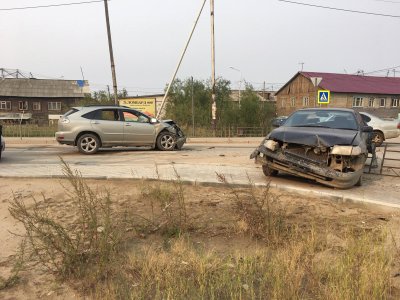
[55,105,186,154]
[0,125,5,161]
[251,108,374,189]
[271,116,288,127]
[359,112,400,146]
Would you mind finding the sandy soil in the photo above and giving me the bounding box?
[1,177,400,299]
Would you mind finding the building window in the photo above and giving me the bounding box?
[18,101,28,110]
[391,98,399,107]
[379,98,386,107]
[33,102,41,111]
[281,98,285,108]
[290,97,296,107]
[368,98,374,107]
[302,96,309,107]
[352,97,363,107]
[0,101,11,110]
[48,102,61,111]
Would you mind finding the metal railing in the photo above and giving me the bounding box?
[365,142,400,177]
[2,125,57,138]
[379,142,400,177]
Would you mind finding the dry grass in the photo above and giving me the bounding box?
[216,172,287,241]
[92,229,391,300]
[139,168,189,237]
[5,166,395,299]
[8,160,124,286]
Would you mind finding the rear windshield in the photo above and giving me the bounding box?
[63,108,79,117]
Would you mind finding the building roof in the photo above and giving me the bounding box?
[277,71,400,95]
[0,78,90,98]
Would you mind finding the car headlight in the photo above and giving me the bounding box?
[331,145,362,156]
[264,139,279,151]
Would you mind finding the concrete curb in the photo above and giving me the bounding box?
[4,137,262,146]
[1,174,398,210]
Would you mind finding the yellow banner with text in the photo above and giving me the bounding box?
[119,98,156,117]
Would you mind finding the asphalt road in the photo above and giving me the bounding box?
[1,141,400,208]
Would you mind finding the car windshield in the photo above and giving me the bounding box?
[284,110,358,130]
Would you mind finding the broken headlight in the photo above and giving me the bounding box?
[264,140,279,151]
[331,145,362,156]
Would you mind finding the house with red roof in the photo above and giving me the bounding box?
[276,72,400,118]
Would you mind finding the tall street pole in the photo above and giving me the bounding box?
[191,76,195,137]
[104,0,118,105]
[210,0,216,134]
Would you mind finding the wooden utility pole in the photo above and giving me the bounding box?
[191,76,195,137]
[263,81,266,100]
[103,0,118,105]
[210,0,216,133]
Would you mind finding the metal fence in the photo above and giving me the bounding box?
[181,126,269,138]
[1,124,269,138]
[2,125,57,137]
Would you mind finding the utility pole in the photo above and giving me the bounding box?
[103,0,118,105]
[191,76,195,137]
[263,81,266,100]
[210,0,216,134]
[156,0,207,119]
[107,85,111,100]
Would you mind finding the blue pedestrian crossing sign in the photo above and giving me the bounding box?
[317,90,330,104]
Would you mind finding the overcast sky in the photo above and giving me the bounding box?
[1,0,400,95]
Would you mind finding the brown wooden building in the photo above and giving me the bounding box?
[276,72,400,118]
[0,78,90,125]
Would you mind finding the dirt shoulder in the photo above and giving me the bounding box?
[1,178,400,299]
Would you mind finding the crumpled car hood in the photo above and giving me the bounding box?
[268,126,359,147]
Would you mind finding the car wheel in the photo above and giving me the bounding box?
[77,134,100,154]
[156,132,176,151]
[355,175,362,187]
[262,164,278,177]
[371,131,384,147]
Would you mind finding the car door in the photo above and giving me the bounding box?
[121,109,156,145]
[90,109,124,144]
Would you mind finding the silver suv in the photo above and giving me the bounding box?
[55,105,186,154]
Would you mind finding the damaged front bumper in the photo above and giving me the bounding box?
[251,144,366,189]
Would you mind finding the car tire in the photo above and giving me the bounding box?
[156,132,176,151]
[355,175,362,187]
[262,164,278,177]
[77,133,100,154]
[371,131,384,147]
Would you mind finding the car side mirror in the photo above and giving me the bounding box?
[150,118,158,124]
[362,125,373,132]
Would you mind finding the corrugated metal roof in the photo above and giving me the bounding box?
[300,72,400,94]
[0,78,90,98]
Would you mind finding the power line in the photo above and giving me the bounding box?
[373,0,400,4]
[277,0,400,18]
[351,66,400,75]
[359,65,400,75]
[0,0,105,12]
